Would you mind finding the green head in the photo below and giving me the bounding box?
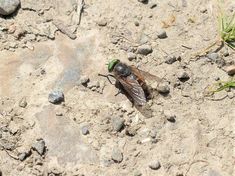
[108,59,120,72]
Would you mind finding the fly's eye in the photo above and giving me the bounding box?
[108,59,120,72]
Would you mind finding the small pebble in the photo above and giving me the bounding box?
[222,50,229,57]
[111,147,123,163]
[200,7,207,13]
[111,117,125,132]
[165,55,176,64]
[177,70,190,80]
[18,152,30,161]
[137,44,152,55]
[157,82,170,94]
[149,160,161,170]
[48,90,64,104]
[227,92,234,99]
[127,52,137,61]
[138,0,148,3]
[149,3,157,9]
[19,97,27,108]
[97,19,107,26]
[223,65,235,75]
[79,76,90,86]
[207,52,219,61]
[157,30,167,39]
[164,110,176,123]
[126,126,138,136]
[32,139,46,156]
[134,21,140,26]
[134,170,142,176]
[81,126,89,135]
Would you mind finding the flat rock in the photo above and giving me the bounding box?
[0,0,20,15]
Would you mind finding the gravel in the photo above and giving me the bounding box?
[157,29,167,39]
[0,0,20,16]
[164,110,176,123]
[157,82,170,94]
[127,52,136,61]
[111,117,125,132]
[138,0,148,3]
[134,171,142,176]
[207,52,219,61]
[165,55,176,64]
[227,92,234,99]
[149,160,161,170]
[19,97,27,108]
[223,65,235,75]
[79,76,90,86]
[137,45,152,55]
[18,152,29,161]
[177,70,190,80]
[97,19,107,26]
[32,139,46,156]
[149,3,157,9]
[111,147,123,163]
[81,126,89,135]
[134,21,140,26]
[48,90,64,104]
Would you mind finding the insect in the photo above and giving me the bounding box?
[99,59,161,106]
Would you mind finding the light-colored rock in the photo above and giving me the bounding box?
[111,147,123,163]
[157,82,170,94]
[0,0,20,16]
[19,97,27,108]
[48,90,64,104]
[32,139,46,155]
[149,160,161,170]
[223,65,235,75]
[137,45,152,55]
[111,117,125,132]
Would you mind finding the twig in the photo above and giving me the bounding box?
[5,150,19,160]
[77,0,85,25]
[181,45,192,50]
[53,19,77,40]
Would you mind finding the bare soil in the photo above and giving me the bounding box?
[0,0,234,176]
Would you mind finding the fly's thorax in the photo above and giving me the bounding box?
[114,62,131,77]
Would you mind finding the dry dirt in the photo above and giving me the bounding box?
[0,0,235,176]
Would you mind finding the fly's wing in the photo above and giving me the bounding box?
[130,66,161,86]
[117,75,147,106]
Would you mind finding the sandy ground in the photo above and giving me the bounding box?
[0,0,234,176]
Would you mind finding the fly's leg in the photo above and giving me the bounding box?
[114,81,124,96]
[98,73,116,85]
[114,89,122,96]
